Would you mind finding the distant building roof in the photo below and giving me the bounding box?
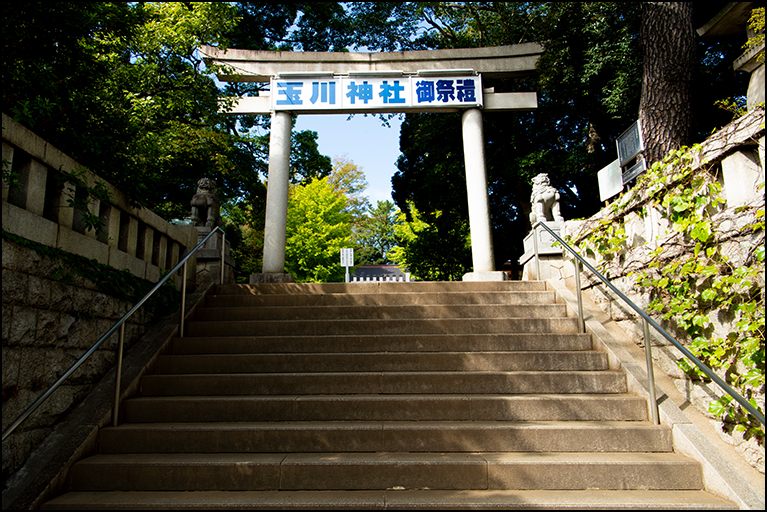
[350,265,411,281]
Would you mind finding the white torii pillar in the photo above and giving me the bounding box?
[461,108,503,281]
[258,110,295,282]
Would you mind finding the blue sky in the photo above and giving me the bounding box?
[293,113,403,205]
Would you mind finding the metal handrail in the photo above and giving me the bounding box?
[2,226,226,441]
[532,221,765,427]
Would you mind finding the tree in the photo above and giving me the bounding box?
[384,2,746,279]
[388,203,471,281]
[328,156,370,218]
[357,200,400,264]
[3,3,335,222]
[222,201,264,282]
[285,177,351,282]
[638,2,696,165]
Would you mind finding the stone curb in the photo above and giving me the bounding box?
[546,278,764,510]
[1,279,215,511]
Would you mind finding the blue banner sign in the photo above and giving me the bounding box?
[271,76,483,111]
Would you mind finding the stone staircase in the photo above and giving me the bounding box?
[42,281,736,509]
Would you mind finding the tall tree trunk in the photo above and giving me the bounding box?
[639,2,695,165]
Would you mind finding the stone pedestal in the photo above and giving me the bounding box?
[519,222,564,280]
[249,272,295,284]
[462,271,508,281]
[195,227,235,284]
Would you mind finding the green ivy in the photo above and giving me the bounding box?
[2,229,180,320]
[572,145,765,443]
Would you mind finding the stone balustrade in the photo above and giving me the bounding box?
[2,113,198,288]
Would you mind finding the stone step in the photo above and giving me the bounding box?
[155,351,609,374]
[184,317,581,337]
[193,303,569,322]
[41,489,739,510]
[171,333,595,355]
[122,394,649,423]
[96,421,672,454]
[211,281,548,296]
[67,452,696,492]
[139,370,628,396]
[205,290,559,308]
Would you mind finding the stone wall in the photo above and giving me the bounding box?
[1,114,198,485]
[1,237,166,482]
[535,108,765,472]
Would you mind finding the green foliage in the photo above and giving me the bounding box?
[2,156,19,193]
[328,156,371,229]
[289,129,333,184]
[744,7,765,64]
[576,142,765,442]
[2,3,247,216]
[389,203,471,281]
[714,97,748,120]
[221,200,264,283]
[357,200,401,265]
[285,177,352,283]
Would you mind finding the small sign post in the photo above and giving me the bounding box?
[340,248,354,283]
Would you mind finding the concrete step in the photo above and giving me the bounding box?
[41,489,739,510]
[96,421,672,454]
[122,394,649,423]
[139,370,628,396]
[67,452,696,492]
[43,277,731,510]
[205,290,559,308]
[155,351,609,374]
[211,281,549,295]
[171,333,595,354]
[193,303,568,322]
[184,317,581,337]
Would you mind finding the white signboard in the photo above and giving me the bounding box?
[598,159,622,202]
[272,76,483,111]
[340,248,354,267]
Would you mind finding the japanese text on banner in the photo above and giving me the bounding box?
[272,76,482,110]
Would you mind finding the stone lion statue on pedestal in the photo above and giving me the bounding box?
[529,173,564,225]
[190,178,220,228]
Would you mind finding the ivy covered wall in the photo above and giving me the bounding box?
[560,107,764,472]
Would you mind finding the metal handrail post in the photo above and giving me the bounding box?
[533,225,541,280]
[532,221,765,427]
[573,257,585,333]
[643,319,660,425]
[220,232,226,284]
[180,261,187,338]
[112,323,125,427]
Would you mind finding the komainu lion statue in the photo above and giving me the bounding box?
[190,178,220,228]
[529,173,564,225]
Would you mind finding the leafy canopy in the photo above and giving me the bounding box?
[285,177,352,283]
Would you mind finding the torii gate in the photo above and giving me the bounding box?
[200,43,543,282]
